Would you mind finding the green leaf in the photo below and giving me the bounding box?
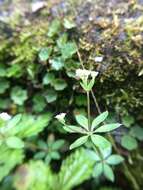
[33,94,46,112]
[95,123,121,133]
[50,151,60,160]
[45,155,51,164]
[70,136,88,150]
[7,64,22,78]
[47,19,61,37]
[75,115,88,130]
[11,86,28,105]
[106,155,124,165]
[63,125,85,134]
[43,73,55,85]
[87,77,95,91]
[57,33,68,48]
[39,47,52,61]
[63,18,76,29]
[50,57,64,70]
[52,79,67,91]
[89,146,112,160]
[34,151,46,159]
[38,140,48,149]
[52,140,65,150]
[121,135,138,151]
[101,146,112,159]
[130,126,143,141]
[122,115,135,128]
[103,163,114,182]
[0,79,10,94]
[44,89,57,103]
[91,111,108,131]
[61,42,77,60]
[7,114,22,130]
[91,135,111,149]
[93,163,103,178]
[86,150,100,161]
[80,81,89,91]
[6,136,24,149]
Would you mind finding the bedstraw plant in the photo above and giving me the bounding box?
[56,68,124,182]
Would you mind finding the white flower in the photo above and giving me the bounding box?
[90,71,99,78]
[0,112,11,121]
[55,113,66,122]
[31,2,46,12]
[76,69,98,79]
[94,56,103,62]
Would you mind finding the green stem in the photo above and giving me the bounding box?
[87,91,91,130]
[91,90,101,115]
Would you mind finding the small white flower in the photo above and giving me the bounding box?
[76,69,98,79]
[90,71,99,78]
[55,113,66,121]
[0,112,11,121]
[31,2,46,12]
[94,56,103,62]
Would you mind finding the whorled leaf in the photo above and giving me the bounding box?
[91,135,111,149]
[70,136,88,150]
[91,111,108,131]
[75,115,88,130]
[94,123,121,133]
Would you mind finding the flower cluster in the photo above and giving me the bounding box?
[55,113,66,124]
[76,69,99,80]
[0,112,11,121]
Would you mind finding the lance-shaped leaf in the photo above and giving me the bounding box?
[87,77,95,91]
[91,111,108,131]
[70,136,88,150]
[106,155,124,165]
[94,123,121,133]
[6,136,24,149]
[63,125,86,134]
[91,135,111,149]
[103,163,114,182]
[75,115,88,131]
[93,162,103,178]
[7,114,22,129]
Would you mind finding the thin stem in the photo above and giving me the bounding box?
[91,90,101,115]
[87,91,91,130]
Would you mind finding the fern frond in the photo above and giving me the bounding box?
[0,145,24,181]
[58,148,95,190]
[14,160,56,190]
